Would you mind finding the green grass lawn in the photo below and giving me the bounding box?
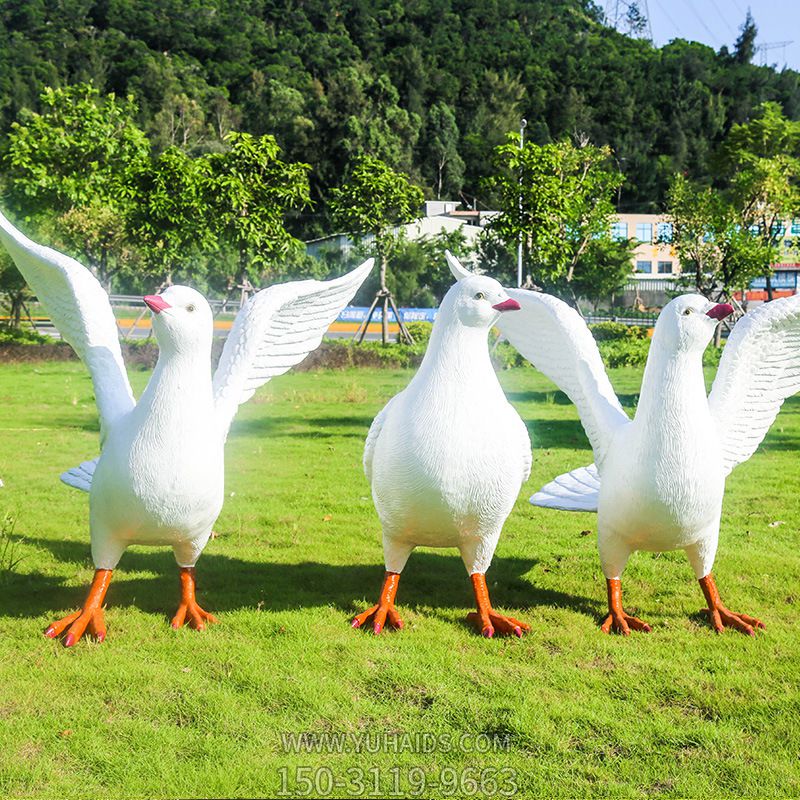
[0,360,798,799]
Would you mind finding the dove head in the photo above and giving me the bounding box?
[442,252,520,329]
[143,285,213,356]
[444,274,521,329]
[654,294,734,354]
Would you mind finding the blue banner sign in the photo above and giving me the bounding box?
[338,306,438,323]
[750,271,798,289]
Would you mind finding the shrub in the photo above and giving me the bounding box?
[404,320,433,346]
[0,325,53,345]
[589,321,648,341]
[596,337,651,368]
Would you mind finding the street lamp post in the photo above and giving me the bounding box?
[517,118,527,288]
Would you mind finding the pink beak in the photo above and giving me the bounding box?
[492,298,521,312]
[706,303,733,321]
[143,295,171,314]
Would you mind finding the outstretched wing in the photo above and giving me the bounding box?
[708,294,800,476]
[213,259,374,433]
[530,463,600,512]
[0,210,134,442]
[496,289,629,471]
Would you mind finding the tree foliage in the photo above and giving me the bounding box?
[203,132,312,286]
[329,155,424,289]
[667,102,800,298]
[666,174,774,297]
[0,0,797,220]
[485,135,624,301]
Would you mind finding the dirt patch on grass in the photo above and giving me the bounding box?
[0,340,424,371]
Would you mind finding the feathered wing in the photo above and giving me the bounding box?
[708,294,800,476]
[497,289,629,471]
[0,210,134,444]
[60,458,99,493]
[213,259,374,433]
[530,463,600,512]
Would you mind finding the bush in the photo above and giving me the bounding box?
[703,344,724,368]
[404,320,433,346]
[589,321,648,341]
[0,325,53,345]
[596,337,651,368]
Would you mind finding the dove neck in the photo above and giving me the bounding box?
[146,342,213,405]
[635,343,707,427]
[418,320,493,381]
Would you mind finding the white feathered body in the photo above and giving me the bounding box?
[500,289,800,584]
[368,322,531,575]
[598,349,724,567]
[89,353,225,568]
[0,209,375,575]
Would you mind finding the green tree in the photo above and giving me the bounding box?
[203,132,312,291]
[127,147,215,287]
[0,247,31,328]
[3,84,150,288]
[717,101,800,298]
[567,237,635,311]
[329,155,424,343]
[485,135,624,305]
[425,102,465,200]
[666,173,775,300]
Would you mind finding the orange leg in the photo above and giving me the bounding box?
[45,569,112,647]
[466,573,530,638]
[352,571,403,635]
[698,573,765,636]
[600,578,652,636]
[171,567,218,631]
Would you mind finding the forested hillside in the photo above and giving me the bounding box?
[1,0,799,233]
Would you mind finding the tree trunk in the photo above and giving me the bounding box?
[765,271,774,302]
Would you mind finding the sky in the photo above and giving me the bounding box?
[607,0,800,71]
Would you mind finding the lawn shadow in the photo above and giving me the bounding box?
[2,537,599,626]
[505,389,641,409]
[229,414,375,440]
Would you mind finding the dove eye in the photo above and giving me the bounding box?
[186,304,196,313]
[683,308,694,316]
[474,292,485,300]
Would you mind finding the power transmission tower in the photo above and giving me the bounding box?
[606,0,652,42]
[757,41,793,67]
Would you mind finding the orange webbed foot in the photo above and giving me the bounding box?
[171,600,219,631]
[351,571,402,635]
[351,602,404,635]
[171,567,217,631]
[468,573,530,639]
[466,609,530,638]
[600,577,651,636]
[600,610,652,636]
[44,569,112,647]
[700,606,765,637]
[698,574,765,637]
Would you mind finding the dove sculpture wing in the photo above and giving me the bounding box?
[708,294,800,476]
[0,210,134,444]
[496,288,629,472]
[212,259,374,435]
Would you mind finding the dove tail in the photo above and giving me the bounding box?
[60,458,99,493]
[530,463,600,512]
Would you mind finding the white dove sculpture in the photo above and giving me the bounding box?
[498,290,800,636]
[0,210,372,646]
[353,252,532,637]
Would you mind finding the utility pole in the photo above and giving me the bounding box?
[517,118,527,288]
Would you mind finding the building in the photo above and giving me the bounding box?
[612,213,679,278]
[305,200,490,261]
[617,213,800,305]
[307,203,800,306]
